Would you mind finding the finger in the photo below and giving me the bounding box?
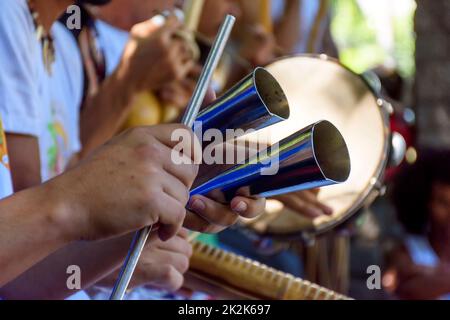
[176,59,196,81]
[188,195,240,227]
[152,249,190,274]
[297,191,333,216]
[187,63,202,79]
[159,170,190,205]
[147,263,184,292]
[155,233,193,258]
[184,210,230,234]
[154,193,186,241]
[230,196,266,219]
[202,87,216,107]
[178,228,190,239]
[163,15,183,32]
[158,144,199,189]
[276,194,323,218]
[146,124,202,162]
[129,129,199,188]
[131,18,164,37]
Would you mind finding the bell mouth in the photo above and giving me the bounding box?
[312,121,351,183]
[253,67,290,121]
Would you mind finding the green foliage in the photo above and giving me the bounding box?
[330,0,416,78]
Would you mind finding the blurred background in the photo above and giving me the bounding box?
[304,0,450,300]
[209,0,450,300]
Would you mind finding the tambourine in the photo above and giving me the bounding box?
[239,55,391,240]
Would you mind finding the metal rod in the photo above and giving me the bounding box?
[109,225,152,300]
[110,15,235,300]
[182,15,236,127]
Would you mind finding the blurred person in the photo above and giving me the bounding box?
[383,149,450,300]
[70,0,200,127]
[0,0,265,299]
[270,0,337,56]
[237,0,337,56]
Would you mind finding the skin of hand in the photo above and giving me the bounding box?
[272,189,333,219]
[0,124,199,288]
[51,123,201,242]
[198,0,242,39]
[119,16,195,94]
[238,24,277,67]
[158,64,202,110]
[129,228,193,291]
[96,0,180,31]
[383,246,450,300]
[79,16,197,156]
[98,229,193,292]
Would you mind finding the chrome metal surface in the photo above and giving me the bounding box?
[191,121,350,201]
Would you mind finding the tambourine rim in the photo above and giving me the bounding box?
[244,54,392,240]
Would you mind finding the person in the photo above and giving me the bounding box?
[77,0,333,281]
[0,123,199,289]
[0,0,265,299]
[56,1,259,299]
[383,149,450,300]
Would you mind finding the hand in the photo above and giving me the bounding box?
[47,124,201,242]
[120,16,195,93]
[158,64,202,110]
[185,194,266,234]
[272,189,333,219]
[128,229,193,292]
[239,24,277,67]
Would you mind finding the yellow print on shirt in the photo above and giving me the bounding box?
[47,104,68,177]
[0,118,10,170]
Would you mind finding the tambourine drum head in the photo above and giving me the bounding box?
[241,56,389,238]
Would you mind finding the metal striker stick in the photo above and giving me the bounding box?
[110,15,236,300]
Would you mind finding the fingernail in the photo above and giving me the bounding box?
[232,201,248,214]
[324,207,333,215]
[190,199,206,213]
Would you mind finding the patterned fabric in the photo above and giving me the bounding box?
[0,116,13,198]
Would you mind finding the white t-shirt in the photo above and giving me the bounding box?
[0,1,86,300]
[0,0,83,183]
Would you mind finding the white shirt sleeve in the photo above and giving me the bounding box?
[0,0,42,137]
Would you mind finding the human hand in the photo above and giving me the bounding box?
[273,189,333,219]
[120,16,196,93]
[48,124,201,242]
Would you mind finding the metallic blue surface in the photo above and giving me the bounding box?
[195,67,290,137]
[191,121,351,202]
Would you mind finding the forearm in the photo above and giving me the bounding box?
[79,68,136,158]
[275,0,301,53]
[397,271,450,300]
[0,233,134,300]
[0,185,69,287]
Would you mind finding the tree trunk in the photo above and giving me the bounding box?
[414,0,450,148]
